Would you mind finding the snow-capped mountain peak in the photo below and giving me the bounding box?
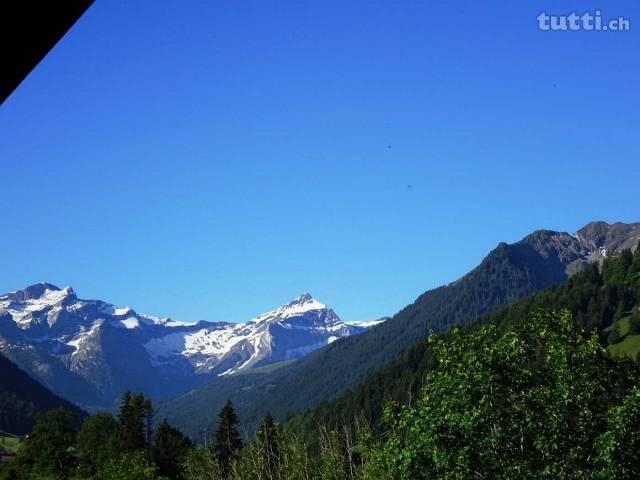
[252,293,328,324]
[0,283,77,327]
[0,284,384,408]
[284,292,326,312]
[288,292,316,306]
[3,282,74,303]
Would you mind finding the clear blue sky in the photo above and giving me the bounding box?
[1,1,639,323]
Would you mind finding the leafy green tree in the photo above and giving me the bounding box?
[231,426,322,480]
[15,407,76,479]
[595,387,640,479]
[363,310,640,479]
[99,451,165,480]
[182,446,223,480]
[152,420,192,480]
[76,413,121,476]
[316,426,360,480]
[212,401,243,475]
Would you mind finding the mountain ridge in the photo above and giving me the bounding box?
[158,220,640,437]
[0,352,85,436]
[0,287,374,409]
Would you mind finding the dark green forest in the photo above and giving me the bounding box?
[2,247,640,479]
[159,231,582,438]
[287,247,640,443]
[0,354,85,436]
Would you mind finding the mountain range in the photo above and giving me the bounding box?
[157,221,640,437]
[0,287,374,409]
[0,220,638,436]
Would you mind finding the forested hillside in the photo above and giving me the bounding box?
[7,309,640,479]
[287,245,640,441]
[4,246,639,479]
[161,228,607,437]
[0,354,84,436]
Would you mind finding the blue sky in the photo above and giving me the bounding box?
[1,0,639,323]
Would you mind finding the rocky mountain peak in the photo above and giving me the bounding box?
[571,221,640,266]
[575,221,612,248]
[288,292,315,306]
[10,282,62,301]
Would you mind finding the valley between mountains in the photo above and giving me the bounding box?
[1,221,639,440]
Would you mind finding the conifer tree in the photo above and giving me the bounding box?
[213,400,243,475]
[152,419,192,480]
[143,397,154,452]
[118,392,151,452]
[256,412,282,479]
[630,307,640,335]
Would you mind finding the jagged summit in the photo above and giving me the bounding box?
[290,292,314,304]
[7,282,67,301]
[281,292,326,314]
[510,221,640,277]
[0,283,378,407]
[575,221,640,252]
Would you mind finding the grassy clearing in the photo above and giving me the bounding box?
[608,333,640,360]
[605,315,631,335]
[605,311,640,359]
[0,435,22,454]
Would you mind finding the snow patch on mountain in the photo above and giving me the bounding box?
[119,317,140,329]
[345,318,388,328]
[0,283,384,407]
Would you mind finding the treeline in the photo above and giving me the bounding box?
[487,247,640,340]
[3,308,640,478]
[197,310,640,479]
[0,392,190,480]
[3,247,639,478]
[287,246,640,444]
[160,232,577,439]
[0,391,368,480]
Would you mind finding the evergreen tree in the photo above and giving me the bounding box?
[630,245,640,299]
[152,420,192,480]
[212,400,243,475]
[118,392,153,453]
[144,397,154,452]
[630,307,640,335]
[256,412,282,479]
